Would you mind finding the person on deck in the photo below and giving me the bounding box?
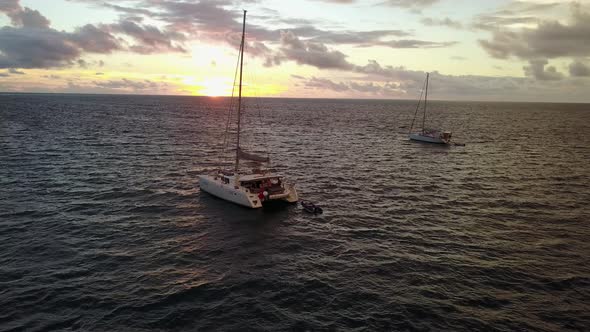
[258,188,265,201]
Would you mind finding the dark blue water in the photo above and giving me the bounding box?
[1,94,589,331]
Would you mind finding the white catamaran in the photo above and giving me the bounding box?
[198,11,298,208]
[408,73,452,144]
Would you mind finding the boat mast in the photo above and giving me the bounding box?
[422,72,429,134]
[235,10,246,172]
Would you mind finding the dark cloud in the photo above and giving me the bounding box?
[284,26,453,52]
[0,1,187,69]
[302,77,403,97]
[143,0,241,39]
[0,0,50,28]
[277,31,354,70]
[102,3,155,16]
[421,17,463,29]
[305,76,350,92]
[523,59,564,81]
[267,30,454,71]
[302,66,582,101]
[91,78,173,92]
[374,39,457,48]
[353,60,425,82]
[303,27,410,44]
[0,0,19,12]
[107,19,186,53]
[569,60,590,77]
[68,0,418,51]
[0,27,82,68]
[304,76,399,97]
[478,4,590,59]
[69,24,121,53]
[12,7,50,28]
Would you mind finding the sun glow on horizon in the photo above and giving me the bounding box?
[183,77,232,96]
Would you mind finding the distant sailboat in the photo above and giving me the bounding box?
[198,11,299,208]
[408,73,452,144]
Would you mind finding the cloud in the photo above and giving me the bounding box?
[0,0,50,28]
[0,27,83,68]
[90,78,175,92]
[374,39,457,48]
[303,28,410,44]
[302,76,403,97]
[106,19,186,53]
[380,0,439,8]
[68,24,121,53]
[0,1,187,69]
[497,1,561,15]
[478,4,590,59]
[472,1,562,31]
[312,0,356,3]
[523,59,564,80]
[268,30,455,71]
[301,64,583,101]
[473,15,538,31]
[142,0,242,39]
[421,17,463,29]
[276,31,354,69]
[353,60,424,82]
[8,68,25,74]
[569,60,590,77]
[305,76,350,91]
[0,0,19,12]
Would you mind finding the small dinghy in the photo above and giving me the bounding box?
[301,200,323,214]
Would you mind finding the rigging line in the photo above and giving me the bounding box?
[422,72,429,134]
[222,51,241,152]
[221,34,244,169]
[245,58,272,169]
[409,76,427,135]
[235,9,246,172]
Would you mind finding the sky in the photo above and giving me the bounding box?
[1,0,590,102]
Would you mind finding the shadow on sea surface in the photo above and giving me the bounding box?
[197,191,295,230]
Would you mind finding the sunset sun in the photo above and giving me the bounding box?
[197,78,233,97]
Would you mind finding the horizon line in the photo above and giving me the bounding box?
[0,91,589,105]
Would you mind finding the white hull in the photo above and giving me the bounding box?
[199,174,298,209]
[409,132,450,144]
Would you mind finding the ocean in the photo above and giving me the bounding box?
[1,93,589,331]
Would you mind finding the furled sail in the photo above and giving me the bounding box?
[238,148,269,163]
